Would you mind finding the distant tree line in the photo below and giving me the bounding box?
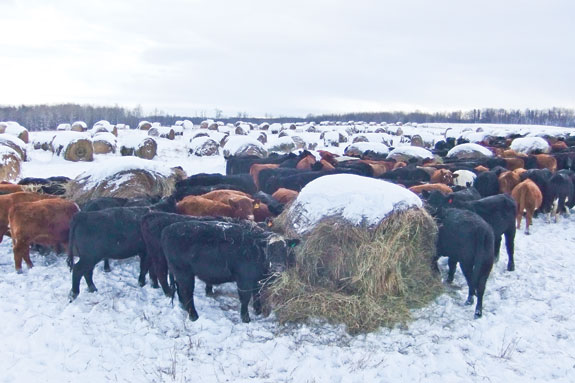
[0,103,574,131]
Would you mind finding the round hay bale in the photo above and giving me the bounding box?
[57,123,71,131]
[92,133,117,155]
[235,125,249,135]
[259,122,270,131]
[344,142,389,158]
[268,136,296,153]
[387,146,433,163]
[256,132,267,144]
[305,125,318,133]
[410,134,424,147]
[291,135,306,150]
[0,134,27,161]
[189,137,220,156]
[191,131,210,140]
[446,143,493,160]
[138,121,152,130]
[65,158,178,204]
[71,121,88,132]
[0,122,6,133]
[0,147,21,182]
[223,137,267,158]
[352,135,369,143]
[510,136,551,154]
[135,137,157,160]
[63,139,94,161]
[0,122,29,143]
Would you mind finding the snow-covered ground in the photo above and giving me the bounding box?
[1,125,575,382]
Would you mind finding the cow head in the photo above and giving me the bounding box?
[260,235,300,273]
[228,197,255,220]
[424,190,451,216]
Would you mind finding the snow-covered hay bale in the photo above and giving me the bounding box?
[0,147,21,182]
[446,143,494,160]
[92,120,117,137]
[387,146,434,163]
[57,123,71,131]
[65,158,181,204]
[51,132,93,162]
[92,133,117,155]
[223,137,267,158]
[510,137,551,155]
[0,134,27,161]
[0,122,29,143]
[268,136,296,153]
[321,131,347,147]
[256,132,267,144]
[189,136,220,156]
[138,121,152,130]
[71,121,88,132]
[268,175,440,334]
[410,134,424,147]
[120,136,158,160]
[148,126,175,140]
[344,142,389,158]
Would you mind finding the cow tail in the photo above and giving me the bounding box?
[66,218,77,271]
[472,229,492,296]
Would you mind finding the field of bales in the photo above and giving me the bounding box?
[0,119,574,382]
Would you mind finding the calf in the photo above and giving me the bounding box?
[9,199,80,272]
[427,191,517,271]
[161,220,300,322]
[511,179,543,234]
[0,192,58,242]
[432,207,495,318]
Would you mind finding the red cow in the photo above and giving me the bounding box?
[0,192,58,242]
[272,188,299,204]
[511,179,543,234]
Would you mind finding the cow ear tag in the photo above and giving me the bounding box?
[448,198,453,204]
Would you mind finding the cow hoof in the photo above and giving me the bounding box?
[465,297,474,306]
[87,285,98,293]
[103,267,111,273]
[241,315,251,323]
[69,290,79,301]
[507,263,515,272]
[188,313,199,321]
[151,281,159,289]
[525,231,530,235]
[474,310,482,319]
[138,280,146,287]
[15,268,23,275]
[446,277,454,284]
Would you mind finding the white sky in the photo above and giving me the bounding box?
[1,0,574,117]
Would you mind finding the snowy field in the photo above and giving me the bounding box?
[0,124,574,382]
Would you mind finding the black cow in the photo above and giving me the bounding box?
[18,176,71,195]
[428,191,516,271]
[225,153,296,175]
[252,191,284,215]
[176,173,257,195]
[473,171,500,198]
[161,220,299,323]
[380,163,431,184]
[67,197,176,300]
[258,168,302,194]
[432,207,495,318]
[546,171,574,222]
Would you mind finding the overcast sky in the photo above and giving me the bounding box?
[1,0,574,117]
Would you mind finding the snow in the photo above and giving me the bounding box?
[3,121,27,136]
[510,137,551,154]
[345,142,389,155]
[76,157,173,188]
[92,132,117,145]
[56,123,71,131]
[51,131,91,150]
[119,131,150,149]
[223,136,265,156]
[387,146,434,160]
[447,143,494,158]
[288,174,422,233]
[2,124,575,382]
[0,145,18,157]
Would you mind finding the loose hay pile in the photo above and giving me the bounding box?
[267,208,441,334]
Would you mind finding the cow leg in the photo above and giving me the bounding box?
[205,284,214,296]
[505,229,516,271]
[525,209,533,235]
[157,258,172,296]
[70,258,89,300]
[176,275,198,321]
[516,213,522,230]
[460,262,475,306]
[13,239,32,273]
[138,255,148,287]
[103,258,111,273]
[493,235,502,263]
[431,255,440,274]
[252,282,263,316]
[446,257,458,284]
[474,273,489,319]
[237,279,254,323]
[84,267,98,293]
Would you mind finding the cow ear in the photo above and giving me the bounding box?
[452,173,459,178]
[286,239,300,248]
[265,217,274,227]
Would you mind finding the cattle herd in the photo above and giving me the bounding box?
[1,131,575,326]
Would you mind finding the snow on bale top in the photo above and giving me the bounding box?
[52,131,91,150]
[57,123,71,131]
[188,136,220,156]
[267,136,296,153]
[510,136,551,154]
[446,143,493,159]
[344,142,389,158]
[93,132,117,144]
[0,121,29,143]
[387,146,434,162]
[223,136,267,158]
[287,174,422,234]
[66,157,181,204]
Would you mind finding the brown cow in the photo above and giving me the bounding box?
[177,196,235,217]
[9,199,80,272]
[511,179,543,235]
[318,150,338,166]
[409,183,453,195]
[250,163,279,190]
[319,159,335,171]
[474,165,489,173]
[503,157,525,171]
[272,188,299,204]
[534,154,557,172]
[498,171,521,194]
[513,168,527,177]
[201,190,257,220]
[0,192,58,242]
[296,154,317,170]
[360,160,396,177]
[0,184,24,195]
[431,169,456,185]
[551,141,568,152]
